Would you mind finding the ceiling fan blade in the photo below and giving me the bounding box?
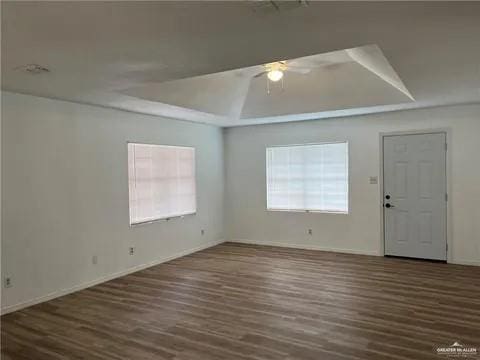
[286,64,314,69]
[253,71,267,78]
[287,59,333,69]
[286,67,311,74]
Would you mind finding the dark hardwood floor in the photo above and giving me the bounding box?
[2,242,480,360]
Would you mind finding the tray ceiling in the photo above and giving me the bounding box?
[2,1,479,126]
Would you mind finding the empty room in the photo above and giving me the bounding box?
[1,1,479,359]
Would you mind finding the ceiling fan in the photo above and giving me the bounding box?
[253,61,312,82]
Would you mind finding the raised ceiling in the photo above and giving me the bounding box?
[121,44,414,120]
[2,1,480,127]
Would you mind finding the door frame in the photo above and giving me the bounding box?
[379,128,452,262]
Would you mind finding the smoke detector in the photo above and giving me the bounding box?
[15,64,50,74]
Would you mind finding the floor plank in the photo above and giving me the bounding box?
[2,242,480,359]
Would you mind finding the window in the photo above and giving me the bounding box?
[266,142,348,213]
[128,143,196,225]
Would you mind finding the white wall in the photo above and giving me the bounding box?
[224,104,480,266]
[1,92,225,313]
[2,93,479,315]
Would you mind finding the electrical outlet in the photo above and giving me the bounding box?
[201,229,205,236]
[4,276,12,288]
[129,247,135,255]
[308,229,313,235]
[92,255,98,265]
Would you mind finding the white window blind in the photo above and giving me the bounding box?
[266,142,348,213]
[128,143,196,225]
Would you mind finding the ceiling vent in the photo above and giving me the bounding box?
[15,64,50,74]
[250,0,309,14]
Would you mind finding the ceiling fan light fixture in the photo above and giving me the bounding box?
[267,69,284,82]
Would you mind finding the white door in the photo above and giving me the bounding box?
[383,133,447,260]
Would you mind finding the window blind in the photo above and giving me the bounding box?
[128,143,196,225]
[266,142,348,213]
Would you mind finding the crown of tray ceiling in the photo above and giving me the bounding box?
[120,44,414,122]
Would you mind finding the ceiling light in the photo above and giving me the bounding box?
[267,70,284,82]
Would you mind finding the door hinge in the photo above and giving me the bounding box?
[445,193,448,202]
[445,143,448,151]
[446,243,448,252]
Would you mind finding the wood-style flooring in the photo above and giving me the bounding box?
[2,242,480,360]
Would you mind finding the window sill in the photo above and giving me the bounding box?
[130,212,196,227]
[266,209,349,215]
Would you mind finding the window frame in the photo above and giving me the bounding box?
[265,141,349,214]
[127,142,197,226]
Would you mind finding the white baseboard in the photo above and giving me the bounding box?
[449,259,480,267]
[229,239,381,256]
[1,239,225,315]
